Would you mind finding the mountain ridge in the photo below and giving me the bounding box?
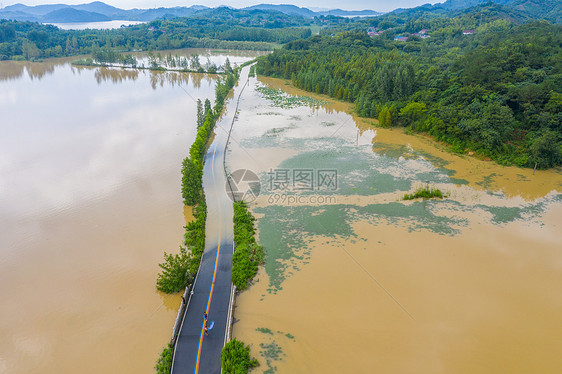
[0,1,558,24]
[0,1,381,23]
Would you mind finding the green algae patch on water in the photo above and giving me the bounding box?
[254,145,470,199]
[260,341,285,374]
[256,85,327,109]
[272,146,412,196]
[475,193,562,225]
[254,204,357,292]
[232,74,562,374]
[247,325,297,373]
[256,327,274,335]
[476,173,498,189]
[254,200,470,292]
[356,201,468,235]
[372,142,470,186]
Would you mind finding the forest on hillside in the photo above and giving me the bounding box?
[0,8,313,60]
[257,7,562,168]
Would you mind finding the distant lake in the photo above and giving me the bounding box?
[45,20,144,30]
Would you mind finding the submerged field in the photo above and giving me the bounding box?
[0,50,260,374]
[227,76,562,373]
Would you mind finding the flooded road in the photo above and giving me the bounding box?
[226,76,562,373]
[0,50,259,373]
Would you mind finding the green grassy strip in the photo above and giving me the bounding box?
[403,186,445,200]
[221,339,259,374]
[232,201,265,291]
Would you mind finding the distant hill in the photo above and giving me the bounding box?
[0,2,207,23]
[0,2,380,23]
[437,0,515,10]
[71,1,123,15]
[510,0,561,23]
[451,2,534,23]
[319,9,382,17]
[244,4,316,18]
[1,1,555,24]
[3,3,69,16]
[133,6,206,21]
[0,9,40,22]
[391,0,559,23]
[244,4,381,18]
[434,0,560,22]
[70,1,132,19]
[42,7,110,22]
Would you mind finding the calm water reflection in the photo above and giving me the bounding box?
[0,50,260,373]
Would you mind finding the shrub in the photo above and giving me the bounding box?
[155,343,173,374]
[232,201,265,290]
[221,339,258,374]
[403,185,445,200]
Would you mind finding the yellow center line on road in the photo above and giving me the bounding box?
[194,129,223,374]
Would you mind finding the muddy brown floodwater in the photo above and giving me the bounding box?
[226,76,562,373]
[0,50,261,373]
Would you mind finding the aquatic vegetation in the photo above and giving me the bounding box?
[475,193,562,225]
[260,341,284,374]
[403,185,445,200]
[255,204,356,292]
[256,200,471,292]
[263,127,288,137]
[256,327,274,335]
[256,85,326,109]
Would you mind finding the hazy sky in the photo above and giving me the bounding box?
[1,0,442,13]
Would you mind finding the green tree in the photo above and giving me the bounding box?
[223,57,233,73]
[21,40,40,60]
[156,247,191,293]
[378,106,392,127]
[399,102,427,127]
[196,99,204,128]
[181,157,203,206]
[529,130,562,169]
[190,54,201,71]
[204,99,212,117]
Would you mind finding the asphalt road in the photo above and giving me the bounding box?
[171,242,233,374]
[171,65,251,374]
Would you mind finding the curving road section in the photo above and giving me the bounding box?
[171,65,251,374]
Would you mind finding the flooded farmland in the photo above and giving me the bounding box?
[1,49,560,374]
[227,76,562,373]
[0,50,260,374]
